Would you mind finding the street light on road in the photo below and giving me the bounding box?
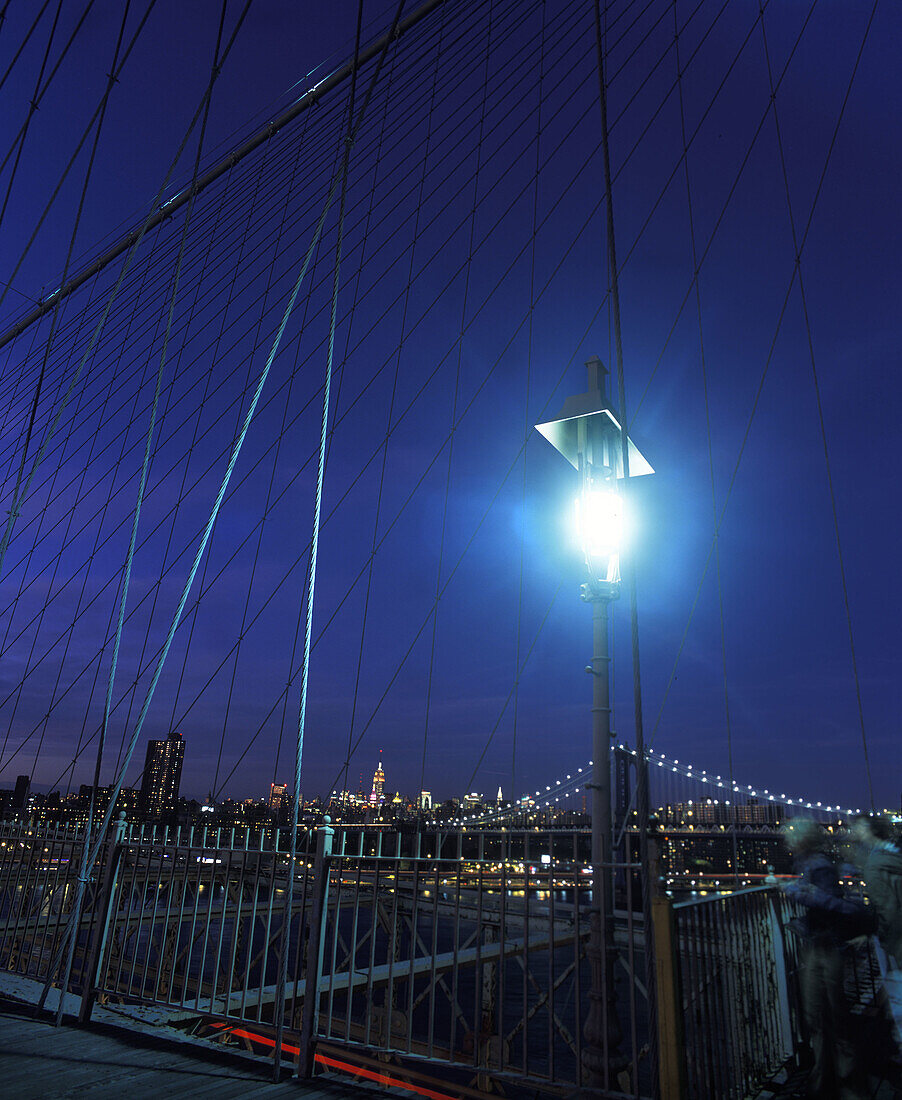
[536,355,652,1088]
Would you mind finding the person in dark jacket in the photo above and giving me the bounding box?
[783,818,870,1100]
[852,814,902,962]
[852,813,902,1050]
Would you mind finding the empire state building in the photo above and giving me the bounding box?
[371,757,385,804]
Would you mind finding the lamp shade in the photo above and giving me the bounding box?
[534,356,653,478]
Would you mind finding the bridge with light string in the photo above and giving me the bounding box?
[454,745,871,828]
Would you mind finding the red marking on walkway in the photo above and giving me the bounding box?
[206,1022,299,1056]
[314,1052,458,1099]
[207,1022,457,1098]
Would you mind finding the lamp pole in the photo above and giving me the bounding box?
[581,576,624,1087]
[535,355,653,1089]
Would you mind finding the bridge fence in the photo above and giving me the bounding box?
[669,885,882,1100]
[671,887,801,1099]
[0,820,99,989]
[4,817,881,1098]
[0,818,654,1095]
[305,828,654,1096]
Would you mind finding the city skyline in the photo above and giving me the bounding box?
[8,738,894,822]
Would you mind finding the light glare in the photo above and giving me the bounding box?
[576,489,621,554]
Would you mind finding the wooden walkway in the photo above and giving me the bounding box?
[0,999,382,1100]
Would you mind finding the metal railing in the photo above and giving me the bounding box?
[670,884,887,1099]
[92,823,319,1027]
[671,887,799,1099]
[10,819,886,1099]
[0,821,101,988]
[309,829,653,1095]
[0,819,655,1094]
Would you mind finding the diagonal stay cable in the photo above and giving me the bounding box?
[37,0,235,1018]
[0,0,52,96]
[629,0,809,428]
[629,0,879,817]
[214,226,614,798]
[0,0,237,576]
[11,4,142,780]
[759,2,877,809]
[1,38,608,766]
[0,0,686,598]
[0,0,66,227]
[0,2,561,792]
[63,244,163,797]
[0,0,556,616]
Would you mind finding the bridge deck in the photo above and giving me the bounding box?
[0,997,383,1100]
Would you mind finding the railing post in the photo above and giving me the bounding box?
[78,813,127,1025]
[297,819,334,1079]
[766,891,794,1063]
[649,838,687,1100]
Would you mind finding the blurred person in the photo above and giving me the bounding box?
[782,818,871,1100]
[852,814,902,961]
[852,813,902,1050]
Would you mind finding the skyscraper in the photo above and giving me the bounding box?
[140,732,185,819]
[371,755,385,804]
[269,782,289,823]
[12,774,30,811]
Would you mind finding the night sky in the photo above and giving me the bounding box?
[0,0,897,812]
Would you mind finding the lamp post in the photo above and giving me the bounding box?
[536,355,652,1088]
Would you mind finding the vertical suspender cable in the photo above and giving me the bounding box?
[343,2,447,809]
[592,0,657,1084]
[672,0,739,875]
[512,0,546,806]
[271,0,364,1071]
[271,1,408,1077]
[419,0,494,812]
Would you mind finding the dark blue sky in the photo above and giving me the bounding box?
[0,0,897,812]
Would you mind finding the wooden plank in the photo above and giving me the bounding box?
[0,1017,56,1047]
[0,1039,263,1100]
[0,1022,76,1054]
[0,1050,123,1096]
[0,1002,376,1099]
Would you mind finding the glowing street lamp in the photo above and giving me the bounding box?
[536,355,652,1087]
[537,354,651,585]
